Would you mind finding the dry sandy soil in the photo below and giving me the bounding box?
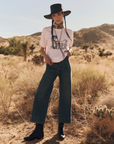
[0,122,82,144]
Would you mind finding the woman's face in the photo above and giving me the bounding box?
[52,12,64,24]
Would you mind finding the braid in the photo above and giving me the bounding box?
[51,19,54,48]
[64,16,72,41]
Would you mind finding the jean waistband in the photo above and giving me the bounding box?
[53,56,68,64]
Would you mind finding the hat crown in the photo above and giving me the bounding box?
[50,3,63,15]
[44,3,71,19]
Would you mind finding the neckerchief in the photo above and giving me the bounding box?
[53,22,64,29]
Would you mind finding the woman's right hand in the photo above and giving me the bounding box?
[45,55,53,65]
[41,47,53,65]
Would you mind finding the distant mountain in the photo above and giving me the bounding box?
[73,23,114,49]
[0,23,114,50]
[0,37,9,47]
[31,32,41,36]
[98,24,114,37]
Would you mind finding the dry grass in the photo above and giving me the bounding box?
[0,75,13,115]
[0,54,114,143]
[72,63,108,103]
[81,115,114,144]
[0,55,45,119]
[0,55,111,115]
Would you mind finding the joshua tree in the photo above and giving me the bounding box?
[30,44,35,55]
[21,40,29,61]
[82,43,89,53]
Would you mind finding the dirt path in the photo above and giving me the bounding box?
[0,121,82,144]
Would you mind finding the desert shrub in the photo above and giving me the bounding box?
[82,43,90,53]
[0,46,15,55]
[3,46,16,55]
[99,48,113,57]
[83,53,92,62]
[8,37,19,47]
[81,105,114,144]
[0,37,31,59]
[32,54,44,65]
[8,37,22,55]
[72,50,78,56]
[105,51,113,57]
[99,48,105,57]
[90,45,94,50]
[0,37,22,56]
[72,65,108,99]
[0,46,5,54]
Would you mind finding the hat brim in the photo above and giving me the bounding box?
[44,10,71,19]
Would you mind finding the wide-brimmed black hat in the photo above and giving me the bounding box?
[44,3,71,19]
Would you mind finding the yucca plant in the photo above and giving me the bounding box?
[82,43,90,53]
[30,44,35,55]
[21,40,29,61]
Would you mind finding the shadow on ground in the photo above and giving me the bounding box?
[22,134,61,144]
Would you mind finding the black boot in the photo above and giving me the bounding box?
[58,122,65,140]
[24,123,44,141]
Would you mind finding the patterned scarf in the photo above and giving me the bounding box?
[53,22,64,29]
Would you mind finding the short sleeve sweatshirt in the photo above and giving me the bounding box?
[40,26,73,63]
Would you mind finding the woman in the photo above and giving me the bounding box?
[24,3,73,141]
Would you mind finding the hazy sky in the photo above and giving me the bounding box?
[0,0,114,38]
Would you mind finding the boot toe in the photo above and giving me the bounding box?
[24,132,44,141]
[24,136,37,141]
[24,135,43,141]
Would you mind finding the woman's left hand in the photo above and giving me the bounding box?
[64,49,73,57]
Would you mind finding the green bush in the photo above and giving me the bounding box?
[0,46,5,54]
[8,37,20,47]
[0,37,22,56]
[0,38,31,60]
